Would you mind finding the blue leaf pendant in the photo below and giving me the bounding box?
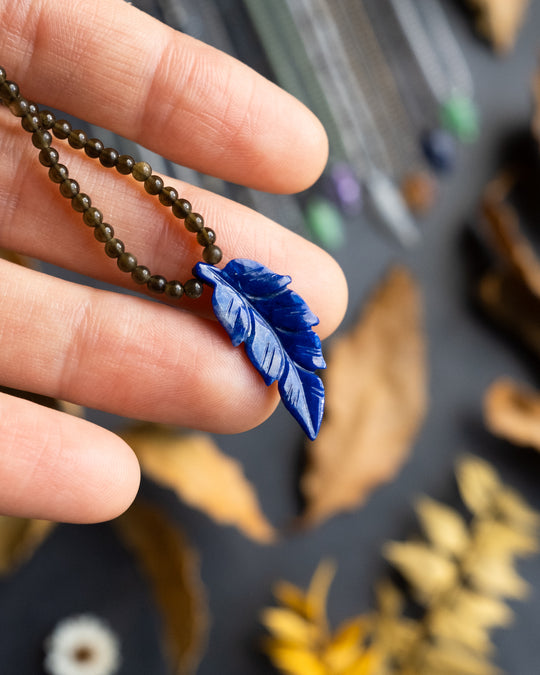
[194,259,326,440]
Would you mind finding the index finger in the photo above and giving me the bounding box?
[0,0,328,192]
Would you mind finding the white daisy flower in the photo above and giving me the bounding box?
[43,614,121,675]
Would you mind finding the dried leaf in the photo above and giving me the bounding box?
[423,640,502,675]
[473,518,538,556]
[121,424,276,544]
[114,500,208,675]
[323,617,368,672]
[0,516,55,575]
[429,607,494,654]
[415,496,470,557]
[455,455,501,517]
[495,486,540,530]
[452,589,513,629]
[263,640,328,675]
[484,377,540,450]
[306,559,337,626]
[302,267,427,526]
[465,0,529,52]
[273,581,312,620]
[261,607,318,647]
[466,553,530,599]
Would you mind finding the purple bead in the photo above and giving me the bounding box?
[322,163,363,216]
[421,128,457,173]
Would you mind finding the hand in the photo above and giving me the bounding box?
[0,0,347,523]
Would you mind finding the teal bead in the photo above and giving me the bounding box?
[439,94,479,143]
[304,197,345,251]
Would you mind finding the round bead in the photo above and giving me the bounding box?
[85,138,104,159]
[116,155,135,175]
[39,147,59,167]
[147,275,167,293]
[202,244,222,265]
[196,227,216,246]
[94,223,114,242]
[144,175,164,195]
[185,212,204,233]
[72,193,91,212]
[172,198,192,219]
[53,120,71,140]
[420,128,457,173]
[304,196,345,251]
[99,147,119,168]
[131,265,151,285]
[104,238,125,258]
[117,252,138,273]
[68,129,87,149]
[83,207,103,227]
[0,80,19,102]
[8,96,29,116]
[0,66,5,83]
[59,178,80,199]
[38,110,56,129]
[400,170,437,215]
[165,280,184,298]
[132,161,152,181]
[184,278,204,299]
[439,94,479,143]
[48,163,69,183]
[32,129,52,149]
[159,186,178,206]
[27,102,39,116]
[21,113,40,132]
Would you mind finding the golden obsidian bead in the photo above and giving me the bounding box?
[85,138,104,159]
[53,120,71,140]
[202,244,222,265]
[8,96,29,116]
[48,164,69,183]
[38,110,55,129]
[196,227,216,246]
[132,265,151,284]
[21,113,40,132]
[132,161,152,181]
[165,280,184,298]
[59,178,80,199]
[39,147,59,167]
[147,275,167,293]
[159,186,178,206]
[105,238,125,258]
[99,147,119,168]
[94,223,114,242]
[184,278,204,299]
[185,212,204,233]
[72,193,92,212]
[32,129,52,149]
[83,207,103,227]
[144,175,164,195]
[117,252,137,273]
[172,198,191,219]
[68,129,87,149]
[0,80,19,102]
[116,155,135,175]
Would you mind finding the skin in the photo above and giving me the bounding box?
[0,0,348,523]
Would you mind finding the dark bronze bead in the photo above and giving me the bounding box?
[8,96,29,116]
[132,161,152,181]
[32,129,52,149]
[196,227,216,246]
[104,238,125,258]
[172,198,192,219]
[53,120,71,140]
[144,175,164,195]
[59,178,80,198]
[0,66,5,83]
[184,278,204,299]
[21,113,40,132]
[72,193,91,212]
[0,80,19,102]
[99,147,119,168]
[83,207,103,227]
[159,186,178,206]
[147,274,167,293]
[68,129,87,149]
[48,163,69,183]
[85,138,104,159]
[38,110,56,129]
[165,280,184,298]
[117,252,137,273]
[27,102,38,116]
[185,212,204,233]
[116,155,135,175]
[94,223,114,242]
[202,244,222,265]
[38,147,59,167]
[131,265,151,284]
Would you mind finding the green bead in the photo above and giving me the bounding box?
[304,197,345,251]
[439,94,479,143]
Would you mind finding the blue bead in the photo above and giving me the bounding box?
[421,128,457,173]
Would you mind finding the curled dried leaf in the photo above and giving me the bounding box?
[121,424,276,544]
[429,607,494,654]
[423,640,502,675]
[455,455,501,517]
[0,516,55,575]
[473,518,538,557]
[302,267,427,527]
[484,377,540,450]
[465,553,530,599]
[261,607,318,648]
[415,496,469,557]
[465,0,529,53]
[452,590,513,629]
[495,486,540,530]
[263,641,328,675]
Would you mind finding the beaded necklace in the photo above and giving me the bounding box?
[0,66,326,440]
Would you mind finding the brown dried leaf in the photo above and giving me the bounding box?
[484,377,540,450]
[261,607,318,648]
[473,518,538,556]
[423,640,502,675]
[429,607,494,654]
[455,455,501,517]
[114,500,208,675]
[465,0,529,53]
[301,267,427,526]
[465,552,530,599]
[121,424,276,544]
[0,516,55,575]
[415,496,470,557]
[452,589,513,630]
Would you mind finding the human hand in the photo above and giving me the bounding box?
[0,0,347,523]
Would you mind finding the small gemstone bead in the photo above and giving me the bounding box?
[304,196,345,251]
[0,80,19,102]
[68,129,87,149]
[38,110,56,129]
[147,275,167,293]
[0,66,5,83]
[165,280,184,298]
[202,244,222,265]
[172,198,192,219]
[439,94,479,143]
[185,212,204,233]
[144,175,164,195]
[83,207,103,227]
[94,223,114,242]
[104,238,125,258]
[117,252,137,273]
[99,147,119,168]
[196,227,216,246]
[48,163,69,183]
[21,113,40,132]
[72,193,91,212]
[39,147,59,167]
[85,138,104,159]
[159,186,178,206]
[116,155,135,175]
[131,265,151,284]
[184,278,204,299]
[400,171,437,215]
[27,102,38,116]
[421,128,457,173]
[32,129,52,149]
[8,96,29,116]
[53,120,72,140]
[59,178,80,199]
[132,161,152,181]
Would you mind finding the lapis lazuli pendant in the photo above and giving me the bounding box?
[194,259,325,440]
